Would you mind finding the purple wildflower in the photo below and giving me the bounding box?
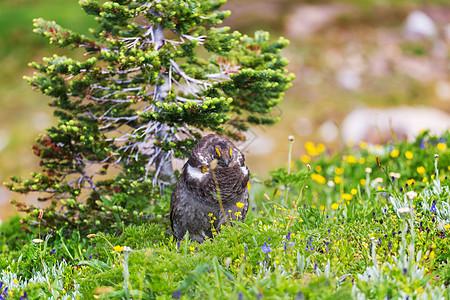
[172,290,181,299]
[19,291,28,300]
[431,205,437,213]
[419,140,426,149]
[261,242,271,254]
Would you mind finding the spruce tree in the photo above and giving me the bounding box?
[5,0,294,232]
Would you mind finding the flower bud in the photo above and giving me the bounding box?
[210,159,218,170]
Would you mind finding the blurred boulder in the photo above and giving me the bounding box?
[395,56,440,83]
[336,68,361,90]
[285,5,347,39]
[403,10,437,40]
[293,117,313,137]
[342,106,450,144]
[245,133,275,155]
[435,81,450,102]
[319,121,339,143]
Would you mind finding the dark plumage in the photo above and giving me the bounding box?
[170,134,250,243]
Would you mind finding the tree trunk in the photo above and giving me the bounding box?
[152,24,175,185]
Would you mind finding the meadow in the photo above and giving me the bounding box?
[0,0,449,298]
[0,131,448,299]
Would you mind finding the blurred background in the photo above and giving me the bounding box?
[0,0,449,221]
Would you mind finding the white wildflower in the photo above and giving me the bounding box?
[406,191,417,200]
[398,207,411,215]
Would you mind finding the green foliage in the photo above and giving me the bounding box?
[5,0,293,234]
[0,216,34,253]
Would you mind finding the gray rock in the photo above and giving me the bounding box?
[403,10,437,40]
[342,106,450,144]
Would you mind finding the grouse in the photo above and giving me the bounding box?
[170,134,249,243]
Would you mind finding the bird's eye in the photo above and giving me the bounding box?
[201,166,208,173]
[215,147,221,157]
[229,148,232,156]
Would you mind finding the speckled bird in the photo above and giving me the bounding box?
[170,134,250,243]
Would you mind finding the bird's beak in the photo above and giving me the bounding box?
[224,159,229,167]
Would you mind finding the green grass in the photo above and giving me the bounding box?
[0,131,449,299]
[0,0,96,56]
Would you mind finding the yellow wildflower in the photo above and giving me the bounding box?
[334,176,342,184]
[316,143,326,153]
[342,193,352,200]
[301,154,311,164]
[351,188,357,195]
[304,141,314,151]
[315,166,322,172]
[247,183,251,190]
[360,179,366,185]
[417,166,426,174]
[331,203,339,210]
[305,141,319,156]
[346,155,357,163]
[437,143,447,151]
[319,205,325,211]
[429,251,435,260]
[406,179,415,185]
[311,173,326,184]
[390,150,399,158]
[445,224,450,230]
[358,157,365,164]
[359,141,367,149]
[405,151,413,160]
[13,279,18,284]
[236,202,244,208]
[334,167,344,175]
[113,245,124,252]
